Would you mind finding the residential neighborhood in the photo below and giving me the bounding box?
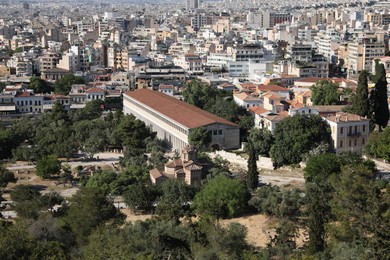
[0,0,390,259]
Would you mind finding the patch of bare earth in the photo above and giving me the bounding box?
[4,170,79,199]
[221,214,306,248]
[120,208,152,223]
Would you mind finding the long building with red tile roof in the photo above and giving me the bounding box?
[123,89,240,150]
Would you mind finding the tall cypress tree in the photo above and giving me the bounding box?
[246,141,259,190]
[350,70,369,117]
[372,61,389,131]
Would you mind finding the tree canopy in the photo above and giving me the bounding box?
[35,155,61,179]
[311,80,341,105]
[29,77,53,94]
[0,164,15,188]
[371,61,389,130]
[54,74,84,95]
[193,176,250,219]
[347,70,369,117]
[270,114,332,167]
[188,127,211,150]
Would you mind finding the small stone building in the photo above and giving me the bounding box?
[150,145,203,187]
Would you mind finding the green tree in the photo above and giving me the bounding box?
[246,141,259,190]
[304,154,341,254]
[311,80,341,105]
[270,114,331,167]
[188,127,211,150]
[365,127,390,161]
[348,70,369,117]
[329,163,377,245]
[54,74,84,95]
[123,183,159,214]
[64,187,122,244]
[371,61,389,130]
[156,179,196,222]
[247,128,274,157]
[85,170,118,195]
[29,77,53,94]
[268,220,299,258]
[36,155,61,179]
[41,191,64,214]
[50,102,69,123]
[193,176,250,219]
[71,100,103,121]
[0,127,17,159]
[0,165,16,188]
[10,185,43,219]
[117,114,153,158]
[249,185,303,220]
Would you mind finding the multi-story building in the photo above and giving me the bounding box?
[227,44,265,63]
[108,46,132,71]
[348,37,386,75]
[288,44,315,63]
[14,92,44,113]
[123,89,240,151]
[173,54,203,75]
[191,13,207,31]
[7,55,33,77]
[247,11,291,29]
[325,112,370,154]
[39,52,61,73]
[187,0,198,10]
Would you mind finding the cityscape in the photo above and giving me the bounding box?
[0,0,389,259]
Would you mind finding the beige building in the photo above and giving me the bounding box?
[325,112,370,154]
[348,37,386,75]
[123,89,240,151]
[107,47,130,71]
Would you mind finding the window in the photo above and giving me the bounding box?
[340,127,343,135]
[213,130,218,135]
[349,126,352,134]
[355,126,358,134]
[349,140,352,147]
[362,138,365,145]
[218,130,222,135]
[340,140,343,148]
[363,125,366,132]
[354,139,357,146]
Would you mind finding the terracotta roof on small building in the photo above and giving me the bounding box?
[249,106,270,115]
[257,84,289,92]
[326,112,369,123]
[86,87,105,93]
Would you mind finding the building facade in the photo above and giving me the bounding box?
[123,89,240,151]
[325,112,370,154]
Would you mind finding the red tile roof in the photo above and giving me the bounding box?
[249,106,270,115]
[86,87,105,93]
[16,92,32,97]
[124,89,238,129]
[326,112,369,123]
[257,84,289,92]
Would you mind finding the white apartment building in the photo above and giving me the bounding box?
[233,92,262,108]
[325,112,370,154]
[15,92,44,113]
[206,53,234,68]
[173,54,203,74]
[348,38,386,75]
